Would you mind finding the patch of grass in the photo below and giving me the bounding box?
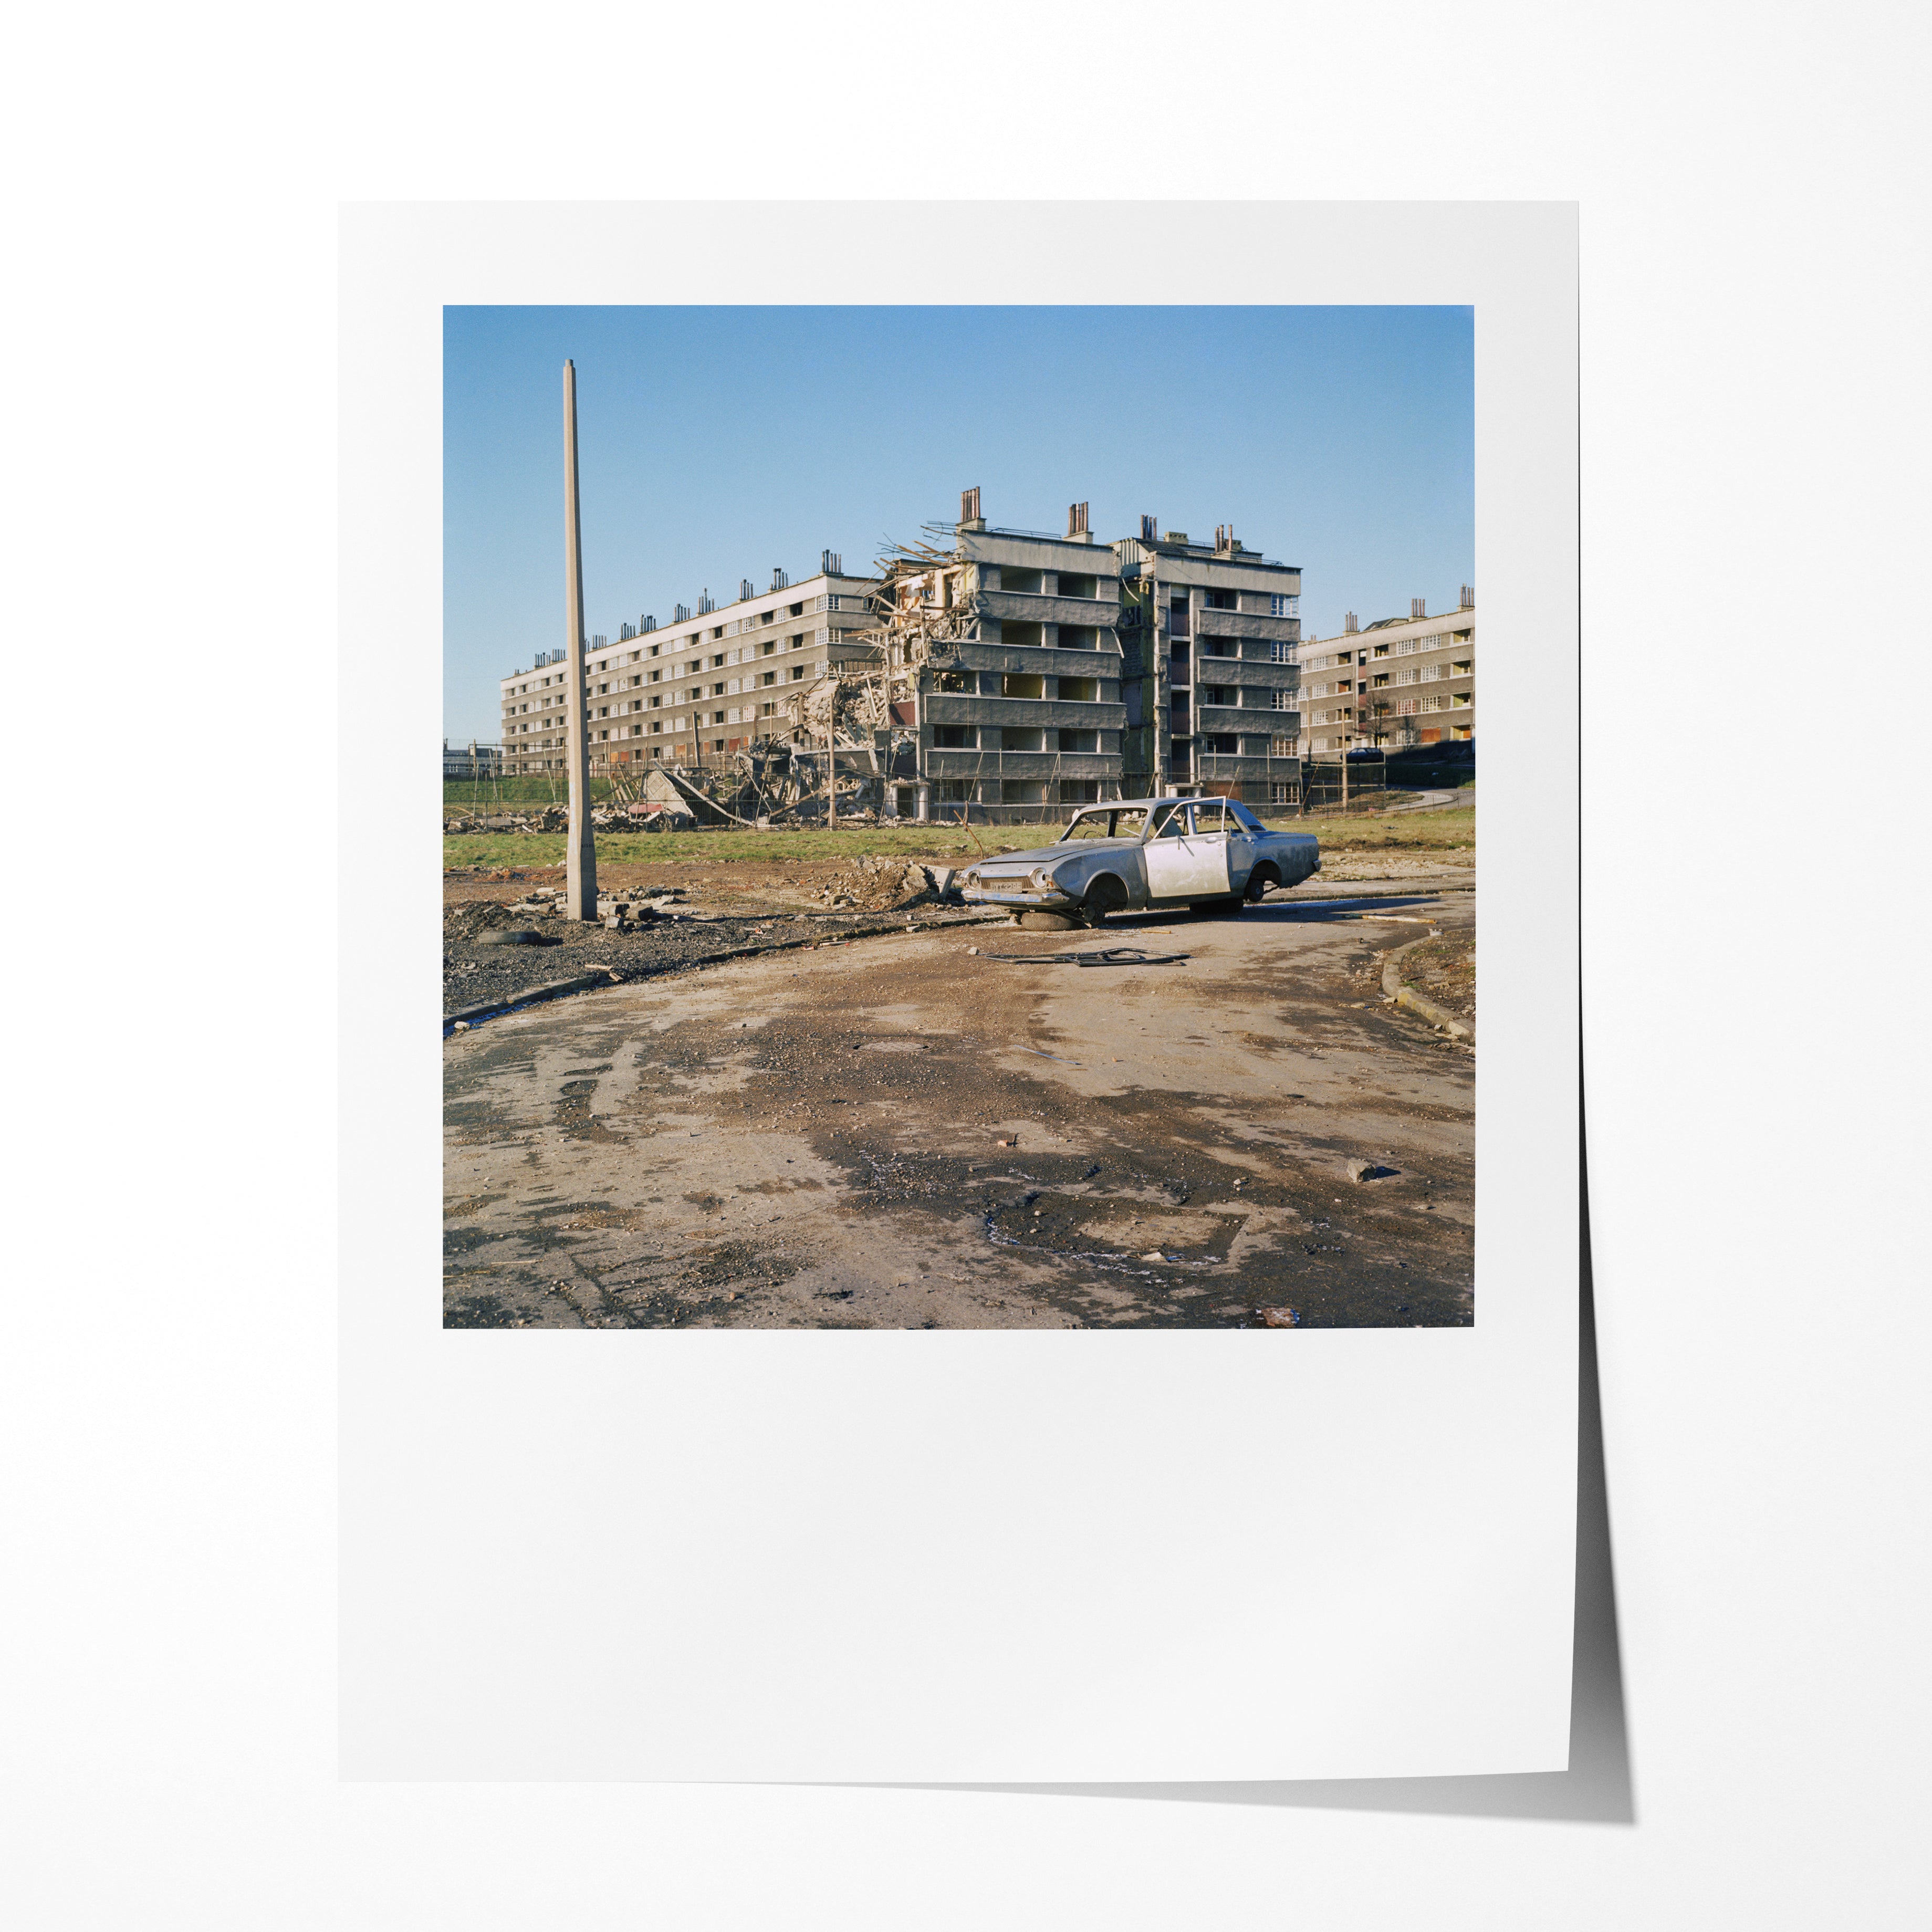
[1262,805,1475,851]
[444,826,1048,869]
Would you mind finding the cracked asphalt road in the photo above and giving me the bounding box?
[442,891,1476,1329]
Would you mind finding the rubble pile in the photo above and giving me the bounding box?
[443,882,692,943]
[442,805,696,836]
[807,855,955,913]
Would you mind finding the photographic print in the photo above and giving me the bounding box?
[441,304,1476,1330]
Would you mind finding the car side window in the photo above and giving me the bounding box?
[1150,802,1186,839]
[1228,801,1264,833]
[1193,799,1228,836]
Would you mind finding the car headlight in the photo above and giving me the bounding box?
[1029,868,1056,891]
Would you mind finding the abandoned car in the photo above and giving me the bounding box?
[957,795,1320,923]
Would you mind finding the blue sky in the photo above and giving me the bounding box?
[443,306,1473,744]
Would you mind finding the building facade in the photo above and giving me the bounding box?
[1296,589,1475,757]
[443,739,503,782]
[1112,520,1304,805]
[497,556,879,775]
[913,497,1129,813]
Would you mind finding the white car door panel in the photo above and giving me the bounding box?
[1143,800,1233,900]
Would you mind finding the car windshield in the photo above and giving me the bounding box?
[1058,807,1148,841]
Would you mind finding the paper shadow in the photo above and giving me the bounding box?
[887,1085,1633,1824]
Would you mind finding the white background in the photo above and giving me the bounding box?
[339,200,1578,1785]
[5,3,1925,1927]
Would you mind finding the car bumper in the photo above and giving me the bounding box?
[959,887,1078,908]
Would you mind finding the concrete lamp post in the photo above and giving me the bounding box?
[562,359,597,920]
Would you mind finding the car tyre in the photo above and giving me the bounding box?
[1081,880,1126,928]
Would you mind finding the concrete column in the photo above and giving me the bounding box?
[562,360,597,918]
[915,780,930,822]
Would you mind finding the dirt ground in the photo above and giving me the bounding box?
[443,885,1477,1331]
[1395,932,1477,1026]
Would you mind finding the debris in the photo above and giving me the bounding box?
[477,928,546,948]
[1140,1250,1167,1262]
[1346,1158,1395,1183]
[996,1136,1016,1147]
[1256,1306,1301,1328]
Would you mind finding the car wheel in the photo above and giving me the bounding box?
[1081,880,1126,927]
[1244,868,1277,904]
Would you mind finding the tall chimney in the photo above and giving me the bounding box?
[561,359,597,920]
[1344,611,1359,634]
[959,486,983,528]
[1459,583,1475,609]
[1411,598,1427,619]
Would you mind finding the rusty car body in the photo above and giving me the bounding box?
[957,795,1319,923]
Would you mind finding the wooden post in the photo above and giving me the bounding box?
[562,360,597,919]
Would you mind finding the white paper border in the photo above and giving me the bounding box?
[340,201,1577,1782]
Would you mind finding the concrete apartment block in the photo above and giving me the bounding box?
[916,505,1127,817]
[1113,523,1305,807]
[1296,590,1476,757]
[498,563,879,776]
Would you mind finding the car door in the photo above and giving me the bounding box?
[1143,799,1234,902]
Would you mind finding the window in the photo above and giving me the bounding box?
[1399,698,1421,715]
[760,670,776,686]
[1057,625,1099,650]
[1000,780,1046,805]
[1200,686,1232,707]
[1057,677,1099,703]
[1270,736,1296,757]
[1270,640,1294,662]
[1270,781,1299,805]
[1000,673,1045,699]
[1000,727,1045,751]
[1057,729,1099,753]
[789,665,805,682]
[789,602,803,617]
[1058,779,1100,804]
[1000,620,1046,648]
[1204,588,1237,610]
[1270,690,1294,710]
[1372,673,1390,688]
[1057,574,1098,600]
[933,725,973,748]
[1203,638,1234,657]
[1269,594,1300,618]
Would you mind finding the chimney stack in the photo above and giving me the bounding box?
[959,486,983,529]
[1344,612,1359,634]
[1411,598,1427,620]
[1459,583,1475,609]
[822,549,842,576]
[1067,500,1090,539]
[1140,513,1158,542]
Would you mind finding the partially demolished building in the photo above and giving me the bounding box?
[493,495,1306,821]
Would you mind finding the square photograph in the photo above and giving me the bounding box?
[441,304,1475,1330]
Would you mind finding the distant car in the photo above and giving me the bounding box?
[957,795,1320,924]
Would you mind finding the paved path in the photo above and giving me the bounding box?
[443,890,1476,1330]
